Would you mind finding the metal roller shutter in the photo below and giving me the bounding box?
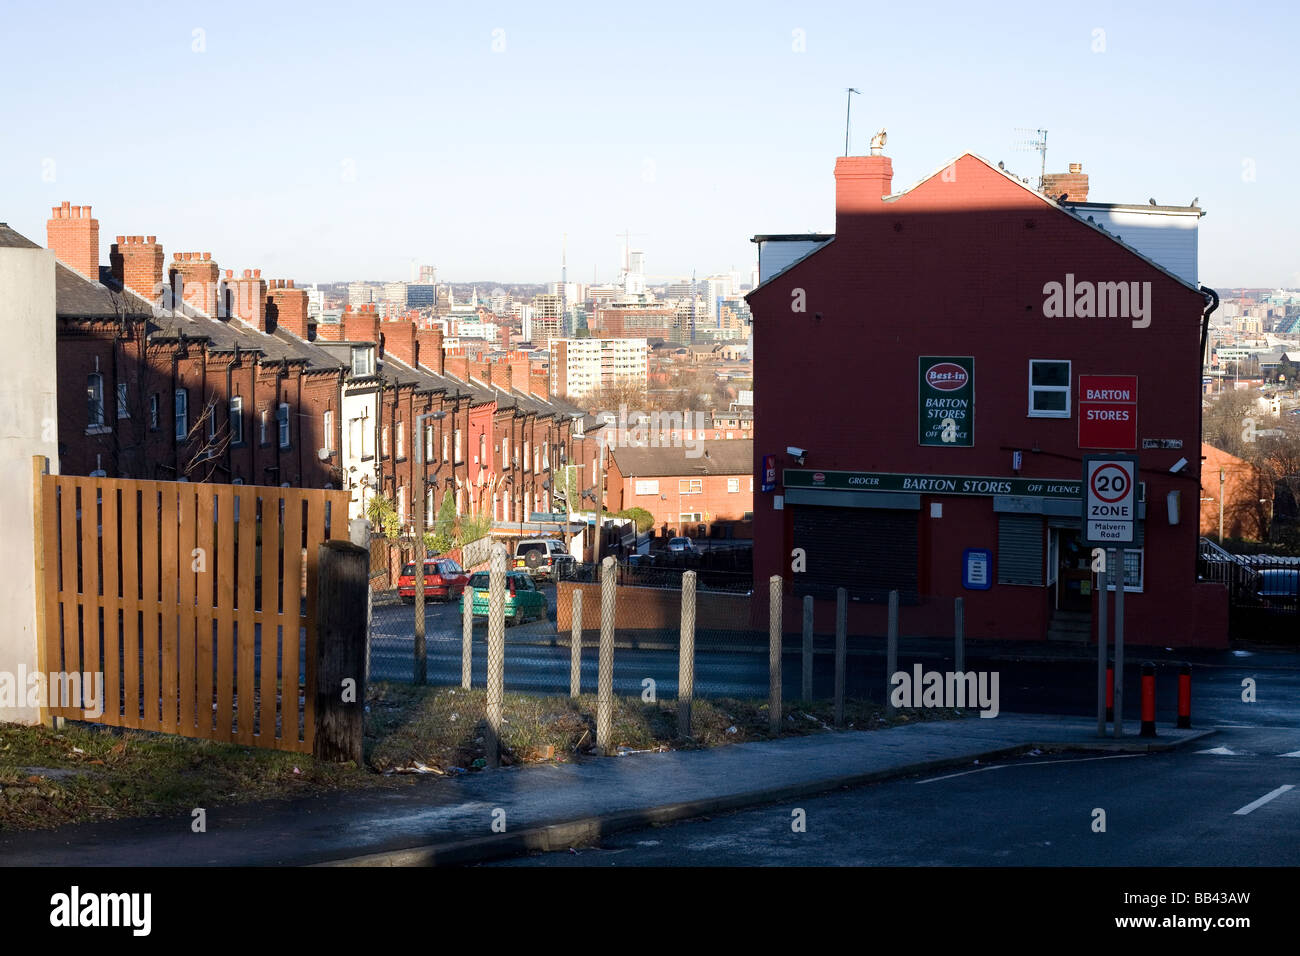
[998,513,1044,585]
[792,506,918,602]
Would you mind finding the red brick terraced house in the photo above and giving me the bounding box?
[746,149,1227,648]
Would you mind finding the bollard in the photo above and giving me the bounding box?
[1106,662,1114,722]
[569,588,583,698]
[1139,661,1157,738]
[769,575,782,735]
[679,571,696,736]
[1177,662,1192,729]
[461,579,473,690]
[485,544,507,768]
[834,588,846,726]
[885,590,899,717]
[596,556,616,755]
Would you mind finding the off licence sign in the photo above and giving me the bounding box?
[1083,456,1136,545]
[1079,375,1137,450]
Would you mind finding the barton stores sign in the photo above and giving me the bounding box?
[919,356,974,447]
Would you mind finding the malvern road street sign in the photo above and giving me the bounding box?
[1082,455,1137,545]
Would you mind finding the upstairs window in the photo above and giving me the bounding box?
[116,383,129,419]
[351,346,374,377]
[1029,359,1071,418]
[175,389,188,440]
[230,396,244,445]
[87,373,105,427]
[278,402,290,448]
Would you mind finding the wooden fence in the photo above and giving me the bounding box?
[36,473,348,752]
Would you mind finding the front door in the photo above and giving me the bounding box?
[1055,529,1093,611]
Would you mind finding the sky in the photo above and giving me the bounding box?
[2,0,1297,287]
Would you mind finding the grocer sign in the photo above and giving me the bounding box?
[1082,455,1137,545]
[784,469,1081,499]
[919,356,974,447]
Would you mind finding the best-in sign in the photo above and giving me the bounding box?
[1079,375,1137,450]
[1082,455,1136,545]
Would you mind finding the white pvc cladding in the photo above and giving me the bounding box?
[1066,205,1201,286]
[755,237,833,285]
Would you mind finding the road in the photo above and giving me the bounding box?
[488,723,1300,867]
[368,586,1300,728]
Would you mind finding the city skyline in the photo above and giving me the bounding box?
[3,1,1297,286]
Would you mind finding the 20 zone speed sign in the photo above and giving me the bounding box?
[1083,456,1137,546]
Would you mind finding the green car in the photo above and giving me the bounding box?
[460,571,548,626]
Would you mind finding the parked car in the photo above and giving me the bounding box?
[397,557,470,604]
[667,536,699,554]
[461,571,548,626]
[513,538,576,580]
[1253,568,1299,611]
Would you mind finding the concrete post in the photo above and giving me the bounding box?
[679,570,696,736]
[834,587,846,726]
[461,575,474,690]
[485,543,507,767]
[769,575,782,734]
[597,556,616,755]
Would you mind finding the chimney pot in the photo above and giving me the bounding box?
[244,269,252,278]
[116,235,125,245]
[147,236,156,244]
[1069,162,1083,174]
[253,269,261,278]
[225,269,233,279]
[203,252,211,260]
[287,279,294,289]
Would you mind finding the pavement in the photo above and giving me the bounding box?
[0,714,1213,867]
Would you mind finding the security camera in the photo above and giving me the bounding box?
[787,446,807,465]
[1170,457,1188,474]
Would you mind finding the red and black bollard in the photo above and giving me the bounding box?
[1106,662,1115,722]
[1140,662,1157,738]
[1177,662,1192,729]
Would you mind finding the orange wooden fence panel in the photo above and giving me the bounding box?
[39,475,349,754]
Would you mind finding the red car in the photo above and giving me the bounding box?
[397,557,470,603]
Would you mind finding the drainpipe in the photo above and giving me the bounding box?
[1199,285,1220,372]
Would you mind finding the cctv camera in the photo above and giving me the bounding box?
[786,446,807,459]
[1170,457,1188,474]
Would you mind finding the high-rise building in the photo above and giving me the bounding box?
[417,264,437,285]
[347,281,375,307]
[549,337,649,400]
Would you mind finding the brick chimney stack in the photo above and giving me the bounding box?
[110,235,165,302]
[169,252,220,315]
[383,318,419,366]
[46,202,100,280]
[343,303,381,344]
[834,154,894,233]
[228,268,269,331]
[1042,162,1089,202]
[267,278,310,340]
[415,327,444,375]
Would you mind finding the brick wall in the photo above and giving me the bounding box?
[111,235,164,302]
[170,252,220,315]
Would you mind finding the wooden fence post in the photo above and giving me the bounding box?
[315,540,369,763]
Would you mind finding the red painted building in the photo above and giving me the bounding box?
[748,149,1228,647]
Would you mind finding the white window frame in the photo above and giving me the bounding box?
[727,478,740,493]
[230,396,244,445]
[1028,359,1072,419]
[87,373,105,427]
[679,478,702,495]
[278,402,290,449]
[323,409,333,452]
[175,388,188,440]
[351,346,373,377]
[635,479,660,496]
[149,393,159,431]
[1104,547,1144,593]
[396,420,405,459]
[454,428,462,463]
[117,382,129,419]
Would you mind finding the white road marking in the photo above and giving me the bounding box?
[1197,746,1241,755]
[1281,751,1300,758]
[916,753,1142,784]
[1233,785,1295,816]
